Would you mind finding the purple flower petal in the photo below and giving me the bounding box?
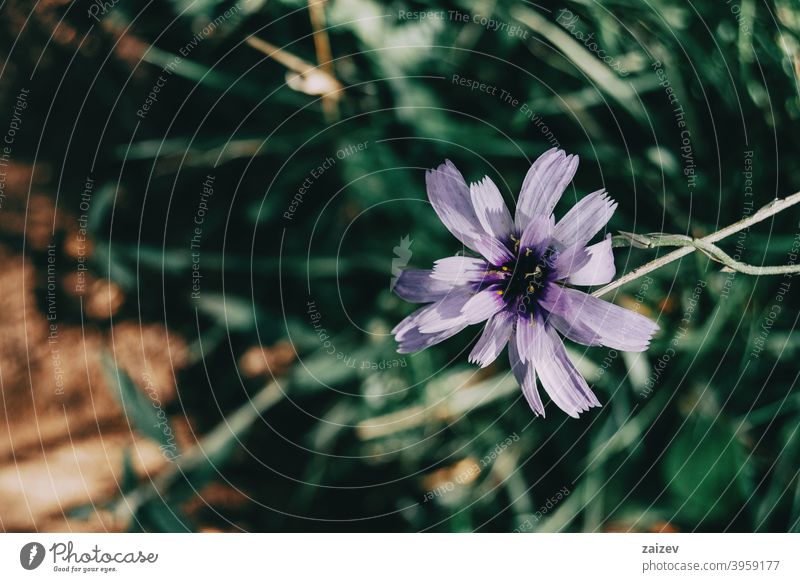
[519,214,555,256]
[529,314,601,418]
[544,310,603,347]
[461,286,507,325]
[392,303,433,339]
[509,333,544,416]
[393,269,467,303]
[426,160,485,253]
[566,234,616,286]
[551,243,590,280]
[515,149,579,231]
[416,288,474,334]
[469,310,514,368]
[472,234,515,266]
[538,283,603,346]
[393,296,471,352]
[396,321,469,353]
[553,189,617,248]
[431,256,488,285]
[515,315,537,363]
[470,176,514,242]
[540,286,659,351]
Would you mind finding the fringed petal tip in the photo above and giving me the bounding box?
[524,315,602,418]
[469,175,514,242]
[468,312,514,368]
[626,318,660,352]
[541,286,661,353]
[515,149,579,231]
[553,189,617,249]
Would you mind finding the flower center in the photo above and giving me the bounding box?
[499,247,550,303]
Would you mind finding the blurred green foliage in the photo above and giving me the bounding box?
[20,0,800,531]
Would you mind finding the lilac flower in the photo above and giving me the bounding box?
[392,148,659,418]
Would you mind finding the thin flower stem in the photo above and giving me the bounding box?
[613,233,800,275]
[691,239,799,275]
[592,190,800,298]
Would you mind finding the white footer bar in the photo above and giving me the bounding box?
[1,533,797,581]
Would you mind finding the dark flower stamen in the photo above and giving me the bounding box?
[501,247,549,302]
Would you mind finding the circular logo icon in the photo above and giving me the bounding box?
[20,542,46,570]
